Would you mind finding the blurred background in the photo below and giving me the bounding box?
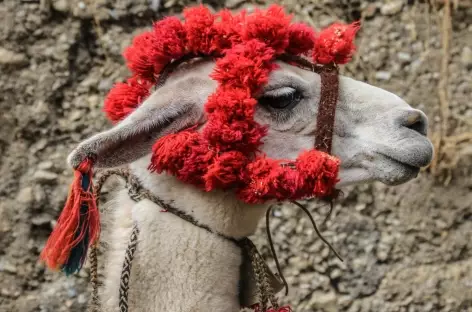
[0,0,471,311]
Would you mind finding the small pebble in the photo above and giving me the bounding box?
[375,71,392,81]
[33,170,58,183]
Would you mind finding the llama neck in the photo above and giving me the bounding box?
[129,155,269,239]
[101,190,246,312]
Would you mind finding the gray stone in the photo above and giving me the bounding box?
[31,214,52,226]
[52,0,69,13]
[461,46,472,69]
[397,52,412,63]
[0,259,17,273]
[0,47,28,67]
[381,1,403,15]
[33,170,58,183]
[98,79,113,92]
[69,110,83,121]
[38,161,54,170]
[375,71,392,81]
[16,187,34,205]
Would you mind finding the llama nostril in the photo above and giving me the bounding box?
[401,110,428,136]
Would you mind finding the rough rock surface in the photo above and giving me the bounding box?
[1,0,471,311]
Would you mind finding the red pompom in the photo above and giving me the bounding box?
[267,306,293,312]
[212,40,276,93]
[295,150,340,197]
[123,31,161,80]
[312,22,360,65]
[203,151,248,191]
[183,5,221,55]
[238,157,300,203]
[103,77,151,123]
[243,4,292,54]
[203,118,267,153]
[149,130,215,186]
[213,9,246,50]
[286,23,316,55]
[153,16,187,60]
[205,88,256,121]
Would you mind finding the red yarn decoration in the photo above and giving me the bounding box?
[214,9,246,49]
[42,4,361,284]
[252,304,293,312]
[211,40,276,93]
[243,5,292,54]
[183,5,221,55]
[149,129,215,186]
[312,22,360,65]
[115,5,359,203]
[153,16,187,60]
[40,159,100,272]
[286,23,316,55]
[236,150,339,204]
[203,151,248,191]
[103,77,151,123]
[123,31,161,81]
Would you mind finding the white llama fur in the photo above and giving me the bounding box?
[68,60,433,311]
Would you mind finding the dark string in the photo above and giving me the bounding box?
[265,206,290,296]
[291,201,343,262]
[264,200,343,297]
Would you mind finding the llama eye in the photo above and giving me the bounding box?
[259,87,303,110]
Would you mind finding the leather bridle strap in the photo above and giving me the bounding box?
[315,65,339,154]
[278,54,339,155]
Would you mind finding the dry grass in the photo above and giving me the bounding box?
[427,0,472,179]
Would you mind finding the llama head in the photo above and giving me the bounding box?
[68,5,433,202]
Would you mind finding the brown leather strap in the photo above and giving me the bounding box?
[315,65,339,153]
[278,54,340,154]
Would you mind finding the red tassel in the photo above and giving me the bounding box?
[251,304,292,312]
[40,158,100,274]
[268,307,292,312]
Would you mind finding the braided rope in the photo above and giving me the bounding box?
[118,224,139,312]
[86,241,100,312]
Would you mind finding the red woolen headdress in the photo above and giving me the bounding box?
[40,4,359,277]
[106,5,359,204]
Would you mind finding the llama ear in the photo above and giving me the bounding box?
[67,89,203,169]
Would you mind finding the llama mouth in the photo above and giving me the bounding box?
[377,153,421,185]
[380,153,421,171]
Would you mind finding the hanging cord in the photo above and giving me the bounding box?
[291,201,343,262]
[264,200,343,298]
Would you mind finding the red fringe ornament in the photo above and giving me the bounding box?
[40,158,100,275]
[286,23,316,55]
[153,16,187,60]
[183,5,220,55]
[211,40,276,93]
[123,31,161,81]
[103,77,151,123]
[252,304,293,312]
[214,9,247,50]
[312,22,360,65]
[106,5,359,202]
[267,307,292,312]
[243,4,292,54]
[149,129,215,186]
[203,151,248,191]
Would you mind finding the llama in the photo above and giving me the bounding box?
[40,5,433,312]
